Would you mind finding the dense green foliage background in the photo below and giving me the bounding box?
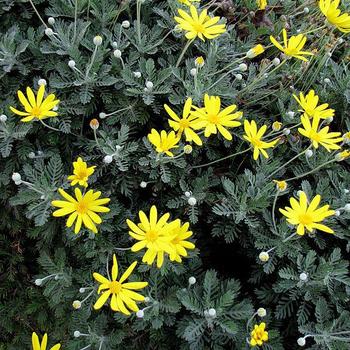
[1,0,350,349]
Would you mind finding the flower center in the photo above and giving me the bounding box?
[299,213,313,225]
[250,137,263,147]
[193,23,205,33]
[179,119,190,128]
[76,200,88,214]
[208,114,219,124]
[31,106,42,117]
[76,169,88,179]
[309,130,321,142]
[146,230,158,242]
[172,236,181,244]
[109,281,122,294]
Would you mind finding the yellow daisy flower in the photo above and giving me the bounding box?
[32,332,61,350]
[169,220,195,263]
[293,90,335,120]
[270,29,314,61]
[257,0,268,11]
[148,129,180,157]
[195,56,205,67]
[273,180,287,191]
[298,115,343,151]
[250,323,268,347]
[51,188,110,234]
[178,0,200,6]
[165,98,202,146]
[93,254,148,315]
[126,205,178,268]
[10,85,59,122]
[191,94,242,140]
[67,157,96,188]
[279,191,335,235]
[243,120,279,160]
[319,0,350,33]
[174,5,226,41]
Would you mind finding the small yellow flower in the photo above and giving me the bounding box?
[246,44,265,58]
[191,94,242,140]
[272,121,282,131]
[336,150,350,161]
[93,254,148,315]
[126,206,178,268]
[279,191,335,235]
[178,0,200,6]
[195,56,205,67]
[10,85,60,122]
[165,98,203,146]
[250,322,268,347]
[270,29,314,62]
[148,129,180,157]
[90,118,99,129]
[169,220,195,263]
[343,131,350,143]
[243,120,279,160]
[293,90,335,119]
[51,188,110,234]
[184,144,193,154]
[257,0,267,10]
[273,180,287,191]
[67,157,96,188]
[174,5,226,41]
[32,332,61,350]
[298,115,343,151]
[319,0,350,33]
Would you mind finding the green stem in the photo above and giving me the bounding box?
[271,191,279,233]
[39,119,61,132]
[85,44,98,79]
[73,0,78,43]
[192,148,250,169]
[136,0,142,44]
[284,159,336,182]
[28,0,48,28]
[176,39,194,68]
[267,147,310,179]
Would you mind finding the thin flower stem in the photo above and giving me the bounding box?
[21,181,45,195]
[302,24,327,36]
[272,191,279,232]
[73,0,78,43]
[136,0,142,44]
[176,39,194,68]
[85,44,98,79]
[28,0,48,28]
[207,56,245,77]
[192,148,250,169]
[98,339,104,350]
[81,290,94,303]
[282,232,297,243]
[79,345,92,350]
[207,66,240,90]
[93,129,102,150]
[39,119,61,132]
[105,104,135,117]
[114,247,132,251]
[267,147,310,179]
[284,159,336,182]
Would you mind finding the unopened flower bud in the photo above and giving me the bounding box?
[12,173,21,182]
[184,145,193,154]
[344,204,350,212]
[259,251,269,262]
[93,35,103,46]
[239,63,248,72]
[235,73,243,80]
[114,49,122,58]
[122,20,130,28]
[28,152,36,159]
[257,308,267,317]
[68,60,76,68]
[208,308,216,318]
[146,81,153,89]
[140,181,147,188]
[134,71,141,78]
[38,79,47,86]
[188,197,197,206]
[195,56,205,67]
[299,272,308,281]
[48,17,55,25]
[99,112,106,119]
[144,297,150,303]
[136,310,144,318]
[73,331,81,338]
[190,68,197,76]
[89,118,99,130]
[335,210,340,216]
[344,189,349,194]
[35,279,42,286]
[79,288,85,293]
[272,121,282,131]
[103,155,113,164]
[45,28,54,36]
[72,300,81,309]
[287,111,295,118]
[297,337,306,346]
[303,7,309,14]
[188,276,196,285]
[273,57,281,66]
[185,191,191,197]
[305,149,313,158]
[324,78,331,84]
[283,128,291,135]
